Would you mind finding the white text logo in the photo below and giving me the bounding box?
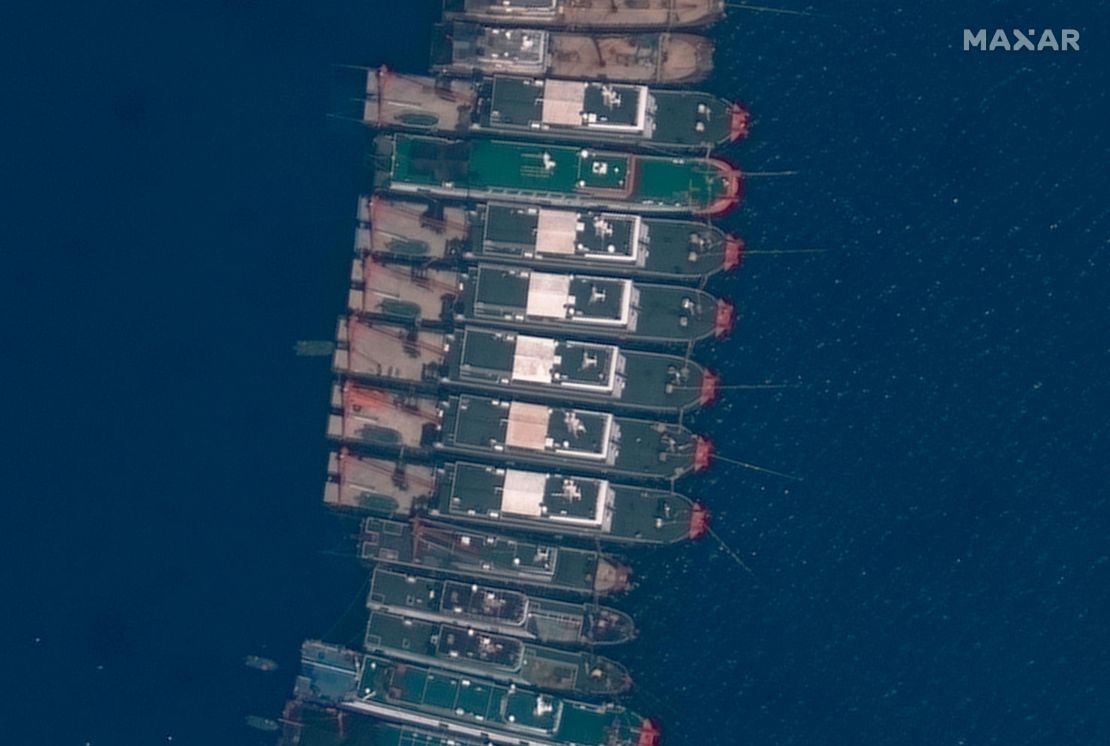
[963,29,1080,51]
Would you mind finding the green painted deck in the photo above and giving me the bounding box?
[343,655,648,746]
[385,135,735,212]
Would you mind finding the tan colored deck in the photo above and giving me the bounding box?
[366,198,469,260]
[558,0,722,28]
[549,33,712,84]
[457,0,722,28]
[323,450,436,513]
[335,317,448,381]
[350,258,460,320]
[364,69,476,131]
[329,382,440,447]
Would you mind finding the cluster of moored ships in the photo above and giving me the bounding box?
[274,1,748,744]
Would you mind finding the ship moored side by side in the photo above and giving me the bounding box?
[366,568,636,646]
[433,461,707,543]
[432,23,712,84]
[279,700,496,746]
[295,642,659,746]
[442,0,725,30]
[374,134,740,215]
[358,69,749,149]
[324,449,707,543]
[326,382,712,480]
[334,318,720,414]
[360,197,745,280]
[358,517,632,595]
[457,264,732,345]
[363,609,632,695]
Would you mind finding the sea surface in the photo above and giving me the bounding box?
[3,1,1107,744]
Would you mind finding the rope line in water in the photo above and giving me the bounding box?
[708,526,757,577]
[725,2,822,16]
[671,383,799,391]
[714,454,804,482]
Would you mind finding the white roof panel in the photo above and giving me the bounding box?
[511,335,558,383]
[540,80,587,126]
[535,209,581,255]
[500,469,548,517]
[525,272,571,318]
[504,401,551,450]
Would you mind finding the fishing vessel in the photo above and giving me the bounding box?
[279,700,490,746]
[327,384,713,480]
[358,196,745,280]
[334,318,720,414]
[349,258,734,344]
[357,69,749,149]
[363,609,631,695]
[358,517,632,595]
[366,568,636,646]
[432,23,712,84]
[295,642,660,746]
[374,134,740,215]
[245,715,280,732]
[442,0,725,29]
[244,654,278,671]
[456,264,733,343]
[325,450,710,543]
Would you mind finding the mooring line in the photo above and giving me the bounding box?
[708,525,758,577]
[714,454,804,482]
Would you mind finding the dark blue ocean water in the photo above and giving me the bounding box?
[3,1,1107,744]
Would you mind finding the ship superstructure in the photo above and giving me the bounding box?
[324,450,709,543]
[366,569,636,645]
[362,609,632,694]
[442,0,725,30]
[374,134,740,215]
[334,318,721,414]
[325,382,713,479]
[431,23,713,84]
[295,642,659,746]
[277,0,763,739]
[358,196,744,281]
[358,517,632,596]
[357,69,749,149]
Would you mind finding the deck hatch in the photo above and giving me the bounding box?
[501,469,549,517]
[540,80,587,126]
[504,402,552,450]
[525,272,572,318]
[535,208,580,255]
[511,335,557,383]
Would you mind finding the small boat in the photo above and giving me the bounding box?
[244,715,279,732]
[243,654,278,672]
